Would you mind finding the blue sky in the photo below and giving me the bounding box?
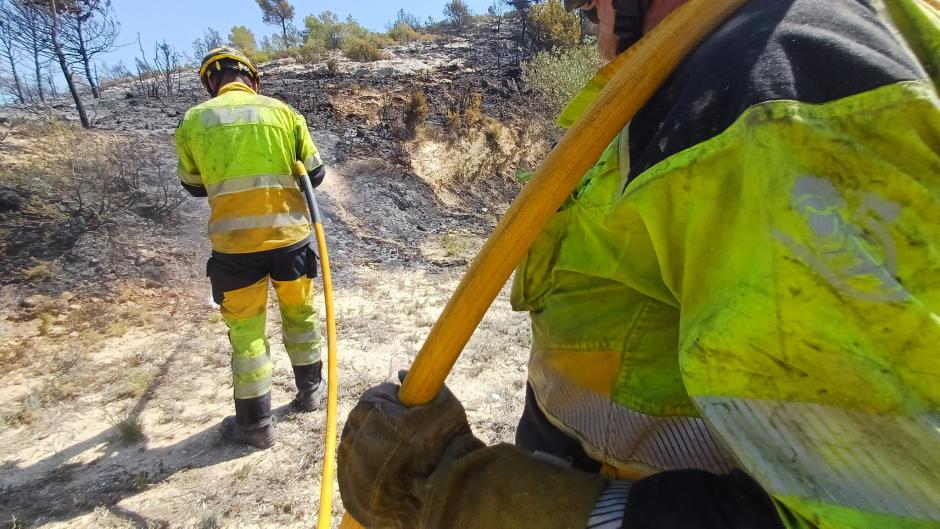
[103,0,494,68]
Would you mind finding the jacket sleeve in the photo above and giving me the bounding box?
[605,82,940,529]
[174,122,206,197]
[587,472,784,529]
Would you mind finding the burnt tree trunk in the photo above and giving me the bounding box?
[49,0,89,128]
[76,19,99,98]
[0,42,25,102]
[29,25,44,101]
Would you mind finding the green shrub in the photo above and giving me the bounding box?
[305,11,376,50]
[530,0,581,51]
[293,42,325,64]
[388,21,421,43]
[365,33,393,49]
[250,51,271,63]
[521,43,603,118]
[444,0,473,28]
[228,25,258,57]
[343,36,386,62]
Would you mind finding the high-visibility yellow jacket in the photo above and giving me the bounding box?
[512,1,940,528]
[175,82,323,254]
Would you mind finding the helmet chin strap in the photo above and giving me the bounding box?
[613,0,649,52]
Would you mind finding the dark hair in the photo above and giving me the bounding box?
[210,69,254,93]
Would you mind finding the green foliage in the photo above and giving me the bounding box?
[522,43,602,118]
[530,0,581,51]
[305,11,357,50]
[228,25,258,57]
[276,41,325,64]
[444,0,473,28]
[343,35,386,62]
[388,21,421,43]
[304,11,340,49]
[255,0,295,28]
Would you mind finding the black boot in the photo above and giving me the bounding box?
[290,362,325,412]
[221,393,276,449]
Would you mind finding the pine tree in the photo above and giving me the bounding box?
[443,0,472,29]
[228,25,257,57]
[255,0,294,49]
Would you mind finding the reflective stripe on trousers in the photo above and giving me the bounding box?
[273,275,322,366]
[220,275,322,399]
[528,357,739,478]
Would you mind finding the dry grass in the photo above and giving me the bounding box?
[21,261,53,282]
[36,312,54,337]
[442,231,472,258]
[111,413,146,445]
[115,370,154,400]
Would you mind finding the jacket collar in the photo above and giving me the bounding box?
[217,82,257,96]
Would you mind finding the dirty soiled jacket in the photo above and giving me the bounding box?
[512,0,940,527]
[175,82,323,254]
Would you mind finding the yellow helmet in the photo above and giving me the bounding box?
[199,46,260,95]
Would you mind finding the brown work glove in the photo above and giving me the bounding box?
[338,376,607,529]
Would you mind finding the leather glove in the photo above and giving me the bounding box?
[338,375,607,529]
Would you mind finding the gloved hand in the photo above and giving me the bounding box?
[338,375,607,529]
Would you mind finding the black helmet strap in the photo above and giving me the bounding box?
[205,58,257,95]
[612,0,649,52]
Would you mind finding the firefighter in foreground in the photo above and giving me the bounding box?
[338,0,940,527]
[175,47,327,449]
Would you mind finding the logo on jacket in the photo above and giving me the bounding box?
[774,176,908,303]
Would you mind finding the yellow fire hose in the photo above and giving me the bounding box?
[293,161,340,529]
[340,1,747,527]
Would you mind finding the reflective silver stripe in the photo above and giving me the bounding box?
[200,106,264,128]
[304,152,323,172]
[209,211,310,235]
[588,481,630,529]
[698,397,940,521]
[529,358,738,475]
[286,349,321,366]
[205,174,298,198]
[283,329,322,345]
[232,353,271,375]
[233,377,272,400]
[177,166,202,185]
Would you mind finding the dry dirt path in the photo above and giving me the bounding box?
[0,151,531,528]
